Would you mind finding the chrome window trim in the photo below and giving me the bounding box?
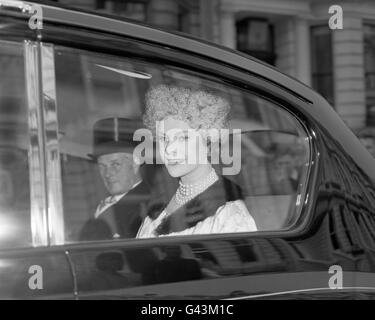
[24,40,48,246]
[40,43,64,245]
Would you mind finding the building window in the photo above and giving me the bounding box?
[178,5,190,33]
[236,18,276,65]
[364,24,375,126]
[96,0,148,22]
[310,26,334,106]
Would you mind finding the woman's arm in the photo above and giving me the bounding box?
[211,200,257,234]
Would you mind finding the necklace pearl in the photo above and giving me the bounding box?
[175,169,218,205]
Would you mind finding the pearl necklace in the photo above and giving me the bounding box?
[175,169,218,205]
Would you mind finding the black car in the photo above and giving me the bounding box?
[0,0,375,300]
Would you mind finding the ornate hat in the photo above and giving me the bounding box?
[90,117,141,159]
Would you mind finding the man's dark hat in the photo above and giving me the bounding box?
[90,117,142,159]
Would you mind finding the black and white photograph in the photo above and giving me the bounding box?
[0,0,375,306]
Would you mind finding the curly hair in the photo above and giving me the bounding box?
[143,85,230,135]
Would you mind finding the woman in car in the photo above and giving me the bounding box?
[136,84,257,238]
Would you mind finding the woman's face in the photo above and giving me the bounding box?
[156,118,208,178]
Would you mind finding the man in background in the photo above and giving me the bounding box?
[80,117,148,240]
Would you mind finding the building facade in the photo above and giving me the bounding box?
[58,0,375,130]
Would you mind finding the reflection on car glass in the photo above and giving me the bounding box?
[95,64,152,79]
[55,47,310,242]
[0,41,31,249]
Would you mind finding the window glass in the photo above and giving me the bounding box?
[0,41,31,248]
[54,46,309,243]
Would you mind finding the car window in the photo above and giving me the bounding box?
[0,41,31,249]
[54,46,310,244]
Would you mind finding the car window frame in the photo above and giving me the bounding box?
[0,11,320,249]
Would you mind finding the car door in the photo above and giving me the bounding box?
[39,15,325,299]
[33,6,375,299]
